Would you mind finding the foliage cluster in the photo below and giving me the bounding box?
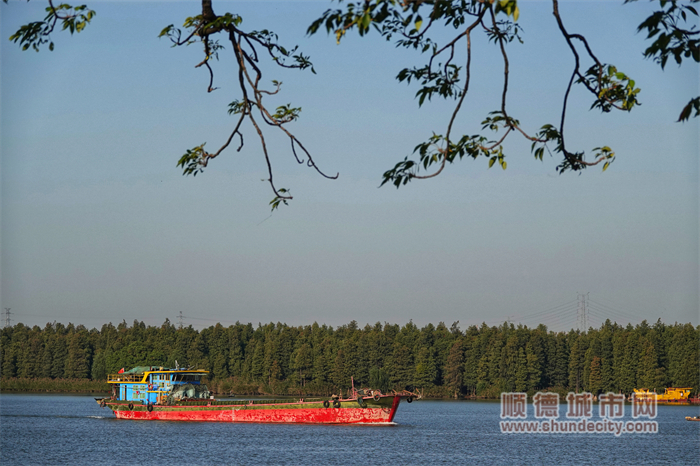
[4,0,698,209]
[1,319,697,399]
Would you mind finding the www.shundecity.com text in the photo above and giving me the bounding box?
[499,418,658,436]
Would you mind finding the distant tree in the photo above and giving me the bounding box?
[487,336,503,391]
[444,339,465,398]
[636,338,659,389]
[311,337,332,385]
[547,333,569,388]
[588,356,603,395]
[291,343,313,386]
[369,366,391,393]
[50,325,68,379]
[525,343,542,391]
[1,326,17,378]
[91,349,107,381]
[186,333,209,370]
[388,343,414,388]
[207,324,229,379]
[364,323,390,372]
[620,330,640,393]
[414,346,438,388]
[64,331,90,379]
[250,339,265,381]
[228,334,244,379]
[514,347,528,393]
[668,323,700,388]
[13,324,32,378]
[462,333,480,396]
[568,333,587,392]
[599,323,616,392]
[269,359,282,384]
[332,349,347,388]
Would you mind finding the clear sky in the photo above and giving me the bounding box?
[1,1,698,332]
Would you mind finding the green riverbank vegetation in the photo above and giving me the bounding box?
[0,377,109,393]
[1,319,698,398]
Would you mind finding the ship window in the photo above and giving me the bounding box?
[173,374,202,382]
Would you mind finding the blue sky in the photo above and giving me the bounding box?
[1,1,698,331]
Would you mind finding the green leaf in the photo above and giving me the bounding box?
[361,12,371,30]
[159,25,174,38]
[415,16,423,31]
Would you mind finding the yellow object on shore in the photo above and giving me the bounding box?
[633,387,692,404]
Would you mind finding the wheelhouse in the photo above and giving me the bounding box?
[107,366,209,404]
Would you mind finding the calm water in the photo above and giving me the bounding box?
[1,394,698,465]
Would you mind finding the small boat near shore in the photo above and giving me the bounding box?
[685,416,700,422]
[95,365,419,424]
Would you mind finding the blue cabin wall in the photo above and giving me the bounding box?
[115,372,204,404]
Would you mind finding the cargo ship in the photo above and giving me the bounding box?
[632,387,693,404]
[95,366,419,424]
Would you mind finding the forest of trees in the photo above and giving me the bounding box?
[1,319,698,398]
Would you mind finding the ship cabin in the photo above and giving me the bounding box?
[660,387,692,400]
[107,366,209,405]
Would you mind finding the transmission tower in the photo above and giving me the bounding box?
[177,311,184,330]
[3,308,12,328]
[576,293,589,332]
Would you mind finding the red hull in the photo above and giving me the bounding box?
[106,396,402,424]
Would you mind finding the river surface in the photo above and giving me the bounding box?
[1,393,698,465]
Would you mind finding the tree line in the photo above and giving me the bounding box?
[1,319,697,398]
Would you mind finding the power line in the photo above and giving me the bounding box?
[588,298,641,322]
[480,293,646,333]
[516,303,578,328]
[586,306,635,327]
[535,310,578,330]
[508,298,579,322]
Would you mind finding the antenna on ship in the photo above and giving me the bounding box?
[3,308,11,328]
